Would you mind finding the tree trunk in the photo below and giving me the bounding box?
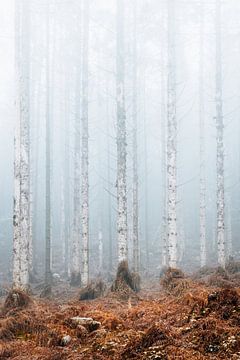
[13,0,30,290]
[216,0,225,267]
[116,0,128,263]
[45,0,52,286]
[81,0,90,286]
[167,0,177,268]
[132,0,139,273]
[71,8,82,286]
[199,2,207,268]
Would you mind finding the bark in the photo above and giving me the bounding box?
[98,229,103,273]
[143,74,149,271]
[45,0,52,286]
[106,80,113,274]
[81,0,90,286]
[132,0,139,273]
[64,91,70,278]
[161,15,168,267]
[167,0,177,268]
[13,0,30,290]
[72,51,81,284]
[199,2,207,268]
[216,0,225,267]
[226,197,232,258]
[116,0,128,263]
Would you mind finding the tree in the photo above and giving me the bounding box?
[13,0,31,290]
[71,2,82,286]
[81,0,90,286]
[167,0,177,268]
[132,0,139,273]
[116,0,128,263]
[199,1,207,267]
[45,0,52,287]
[215,0,225,267]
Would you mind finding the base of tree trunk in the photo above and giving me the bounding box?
[111,260,141,293]
[70,272,81,287]
[160,267,191,296]
[79,280,106,301]
[40,284,52,298]
[4,289,31,311]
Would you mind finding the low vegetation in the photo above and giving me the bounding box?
[0,267,239,359]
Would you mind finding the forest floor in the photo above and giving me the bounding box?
[0,266,240,359]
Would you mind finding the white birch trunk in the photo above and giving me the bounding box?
[98,229,103,272]
[167,0,177,268]
[106,79,113,273]
[64,91,70,278]
[143,76,149,271]
[226,198,232,259]
[81,0,90,286]
[199,2,207,268]
[45,0,52,286]
[60,174,65,271]
[71,56,81,284]
[216,0,225,268]
[116,0,128,263]
[71,1,82,285]
[13,0,30,290]
[132,0,139,273]
[160,20,168,268]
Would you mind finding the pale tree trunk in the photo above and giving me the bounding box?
[226,197,232,259]
[142,73,149,271]
[167,0,177,268]
[215,0,225,267]
[81,0,90,286]
[98,229,103,273]
[71,38,81,285]
[64,90,70,278]
[60,174,65,272]
[13,0,30,290]
[106,79,113,274]
[132,0,139,273]
[160,15,168,267]
[45,0,52,286]
[32,61,43,275]
[199,2,207,268]
[116,0,128,263]
[161,92,168,267]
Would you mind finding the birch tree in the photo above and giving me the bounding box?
[116,0,128,263]
[13,0,30,290]
[63,92,70,278]
[71,8,82,286]
[215,0,225,267]
[45,1,52,286]
[199,2,207,267]
[167,0,177,268]
[132,0,139,273]
[160,7,168,268]
[81,0,90,286]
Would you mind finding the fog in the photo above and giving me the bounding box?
[0,0,240,284]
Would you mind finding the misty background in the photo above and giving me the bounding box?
[0,0,240,282]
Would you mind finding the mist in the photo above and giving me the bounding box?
[0,0,240,290]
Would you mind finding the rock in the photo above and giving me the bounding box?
[76,325,88,338]
[61,335,72,346]
[71,317,101,332]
